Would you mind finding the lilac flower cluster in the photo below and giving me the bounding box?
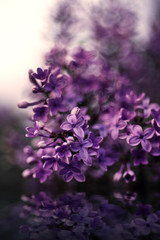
[20,191,160,240]
[19,44,160,184]
[18,0,160,184]
[18,64,103,183]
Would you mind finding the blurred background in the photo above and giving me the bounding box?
[1,0,160,239]
[0,0,158,108]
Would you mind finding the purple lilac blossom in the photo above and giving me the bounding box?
[26,121,40,138]
[32,67,48,80]
[128,125,155,152]
[109,114,127,140]
[19,191,160,240]
[58,156,85,182]
[136,97,159,118]
[32,105,48,122]
[47,97,68,116]
[33,162,53,183]
[71,138,93,163]
[60,113,85,138]
[18,2,160,184]
[44,67,67,97]
[56,143,72,159]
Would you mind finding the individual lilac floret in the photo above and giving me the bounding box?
[44,68,67,97]
[47,97,67,116]
[56,143,72,159]
[125,91,145,105]
[26,121,40,138]
[136,97,159,118]
[128,125,155,152]
[121,108,136,121]
[32,105,48,122]
[119,124,135,143]
[71,138,93,164]
[131,149,148,166]
[32,68,48,80]
[42,156,58,171]
[60,113,85,138]
[58,156,85,182]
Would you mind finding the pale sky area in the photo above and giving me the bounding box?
[0,0,54,107]
[0,0,156,109]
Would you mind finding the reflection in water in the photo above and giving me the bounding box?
[17,191,160,240]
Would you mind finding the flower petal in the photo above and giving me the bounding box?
[132,125,143,135]
[141,139,152,152]
[111,128,119,140]
[64,171,73,182]
[118,120,127,129]
[129,136,141,146]
[83,139,93,148]
[83,157,92,166]
[59,167,69,176]
[144,128,155,139]
[73,126,84,138]
[153,120,160,135]
[67,114,77,124]
[74,173,85,182]
[76,117,85,127]
[70,142,80,152]
[79,147,88,161]
[60,122,72,131]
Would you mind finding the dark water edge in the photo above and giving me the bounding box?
[0,165,160,240]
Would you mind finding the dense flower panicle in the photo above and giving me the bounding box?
[19,46,160,184]
[18,0,160,184]
[21,101,102,183]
